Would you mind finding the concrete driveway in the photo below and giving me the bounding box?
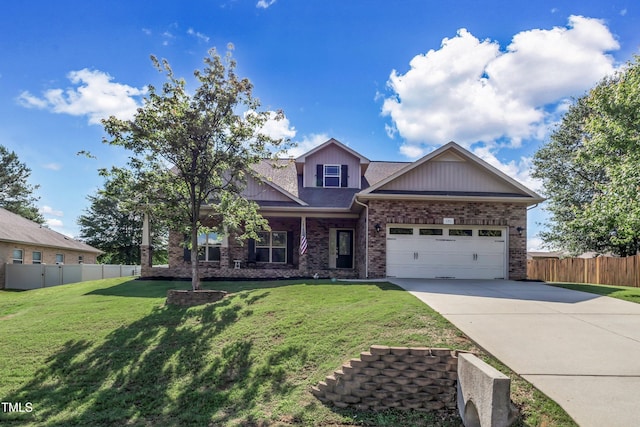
[390,279,640,427]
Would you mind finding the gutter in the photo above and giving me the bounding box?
[353,196,369,279]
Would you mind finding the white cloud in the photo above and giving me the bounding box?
[382,16,619,156]
[46,218,64,228]
[18,69,146,125]
[527,236,546,252]
[258,111,297,141]
[256,0,276,9]
[471,146,542,193]
[187,28,210,43]
[285,133,330,158]
[41,205,64,217]
[43,163,62,171]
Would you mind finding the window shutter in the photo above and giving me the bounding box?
[341,165,348,187]
[287,231,294,264]
[247,238,256,262]
[316,164,323,187]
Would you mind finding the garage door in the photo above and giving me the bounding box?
[386,225,507,279]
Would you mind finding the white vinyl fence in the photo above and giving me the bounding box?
[5,264,141,290]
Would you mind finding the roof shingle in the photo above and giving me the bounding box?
[0,208,101,253]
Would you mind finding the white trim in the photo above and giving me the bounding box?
[330,228,355,269]
[356,193,539,204]
[359,141,544,204]
[295,138,370,164]
[323,164,341,188]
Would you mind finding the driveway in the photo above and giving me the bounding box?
[390,279,640,427]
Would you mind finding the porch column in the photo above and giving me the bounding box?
[141,212,152,269]
[299,216,309,274]
[220,230,230,269]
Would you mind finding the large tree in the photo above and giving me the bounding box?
[0,144,44,224]
[102,47,290,290]
[78,168,168,265]
[533,56,640,256]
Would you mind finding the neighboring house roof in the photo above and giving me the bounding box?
[527,251,566,259]
[0,207,102,254]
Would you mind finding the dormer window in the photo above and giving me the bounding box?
[324,165,341,187]
[316,164,349,188]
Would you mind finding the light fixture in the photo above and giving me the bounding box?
[516,226,524,236]
[374,223,381,233]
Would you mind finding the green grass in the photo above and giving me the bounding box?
[0,278,576,426]
[548,282,640,304]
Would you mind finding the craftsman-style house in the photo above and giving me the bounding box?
[140,139,542,280]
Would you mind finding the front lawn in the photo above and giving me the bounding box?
[0,278,575,426]
[548,282,640,304]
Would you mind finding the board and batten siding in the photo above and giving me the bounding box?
[378,159,522,194]
[303,144,361,188]
[242,175,295,203]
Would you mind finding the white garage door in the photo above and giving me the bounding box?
[386,225,507,279]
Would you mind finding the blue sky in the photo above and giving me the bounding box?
[1,1,638,251]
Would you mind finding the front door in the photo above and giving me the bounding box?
[336,230,354,269]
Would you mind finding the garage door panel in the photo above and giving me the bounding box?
[386,225,507,279]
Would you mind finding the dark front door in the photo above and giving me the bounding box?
[336,230,353,269]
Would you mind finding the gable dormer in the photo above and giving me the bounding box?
[295,138,370,189]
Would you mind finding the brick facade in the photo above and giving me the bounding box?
[141,216,360,280]
[142,199,528,281]
[366,199,527,280]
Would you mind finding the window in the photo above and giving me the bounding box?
[479,230,502,237]
[255,231,287,263]
[324,165,341,187]
[449,229,473,237]
[419,228,443,236]
[389,227,414,235]
[32,251,42,264]
[198,233,222,262]
[55,254,64,264]
[78,256,84,264]
[12,249,23,264]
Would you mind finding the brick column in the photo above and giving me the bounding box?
[299,251,308,275]
[140,245,152,275]
[140,212,153,275]
[220,246,230,269]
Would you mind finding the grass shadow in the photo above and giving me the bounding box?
[0,292,306,426]
[549,282,640,304]
[86,278,402,299]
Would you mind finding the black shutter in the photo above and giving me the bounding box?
[287,231,294,264]
[341,165,348,187]
[316,164,323,187]
[247,238,256,262]
[183,235,191,262]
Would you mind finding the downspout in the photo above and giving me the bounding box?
[354,196,369,279]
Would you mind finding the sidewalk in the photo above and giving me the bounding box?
[391,279,640,427]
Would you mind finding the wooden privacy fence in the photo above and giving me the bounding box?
[527,255,640,287]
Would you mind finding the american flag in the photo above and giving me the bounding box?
[300,217,308,255]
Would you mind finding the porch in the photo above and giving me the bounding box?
[140,214,364,280]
